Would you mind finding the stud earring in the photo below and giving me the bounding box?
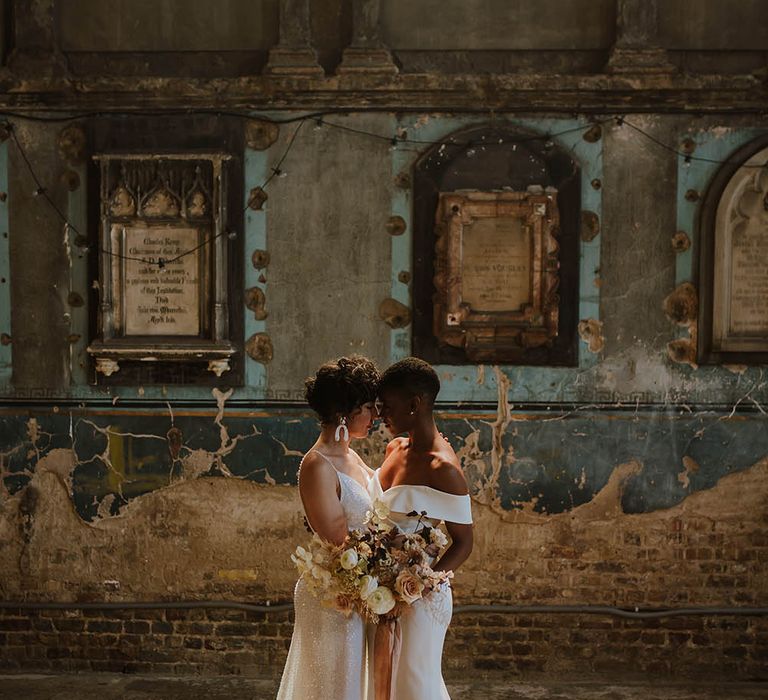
[334,416,349,442]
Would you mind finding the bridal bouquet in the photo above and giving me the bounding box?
[291,500,453,623]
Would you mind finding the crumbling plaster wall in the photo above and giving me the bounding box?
[1,110,767,607]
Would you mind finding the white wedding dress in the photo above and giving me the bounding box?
[368,471,473,700]
[276,451,372,700]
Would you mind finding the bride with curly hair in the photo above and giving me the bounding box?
[277,355,380,700]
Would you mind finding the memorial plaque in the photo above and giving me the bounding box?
[727,219,768,337]
[123,228,201,336]
[88,152,237,380]
[461,217,531,312]
[433,190,560,361]
[710,146,768,355]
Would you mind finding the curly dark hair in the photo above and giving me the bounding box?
[378,357,440,403]
[304,355,380,424]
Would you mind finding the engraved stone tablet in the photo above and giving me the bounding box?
[712,148,768,352]
[123,227,200,336]
[433,190,560,361]
[461,217,531,312]
[88,153,236,381]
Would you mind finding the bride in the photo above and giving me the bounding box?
[277,355,379,700]
[369,357,474,700]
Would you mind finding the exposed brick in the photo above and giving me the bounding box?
[89,660,131,673]
[151,621,174,634]
[2,605,766,680]
[123,620,150,634]
[85,619,122,633]
[131,609,166,621]
[204,609,248,622]
[174,622,213,636]
[216,622,254,636]
[0,619,31,631]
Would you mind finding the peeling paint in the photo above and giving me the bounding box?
[676,455,699,489]
[245,119,279,151]
[666,338,698,368]
[580,210,600,241]
[245,333,274,363]
[244,286,268,320]
[379,298,411,328]
[251,249,270,269]
[385,215,406,236]
[671,231,691,252]
[479,366,514,507]
[663,283,698,326]
[58,125,86,163]
[578,319,604,353]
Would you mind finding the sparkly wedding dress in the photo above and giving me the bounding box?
[276,451,372,700]
[368,471,473,700]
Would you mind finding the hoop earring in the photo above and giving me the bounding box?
[334,416,349,442]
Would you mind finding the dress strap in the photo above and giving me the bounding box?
[312,449,370,486]
[311,449,338,470]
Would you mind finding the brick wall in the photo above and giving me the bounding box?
[0,607,291,677]
[446,614,768,678]
[1,606,766,680]
[1,460,767,680]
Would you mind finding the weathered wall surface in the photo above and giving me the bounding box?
[265,114,394,394]
[1,0,767,682]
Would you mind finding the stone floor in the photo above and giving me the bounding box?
[0,674,766,700]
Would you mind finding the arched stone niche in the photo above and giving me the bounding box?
[412,124,581,366]
[699,136,768,364]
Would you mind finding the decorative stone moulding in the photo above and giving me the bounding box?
[433,190,561,363]
[88,153,236,380]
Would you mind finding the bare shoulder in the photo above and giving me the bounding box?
[430,457,469,496]
[298,451,337,487]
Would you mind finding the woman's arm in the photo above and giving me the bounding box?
[434,521,473,573]
[298,453,348,545]
[430,459,474,573]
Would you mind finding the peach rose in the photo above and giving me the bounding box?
[395,568,425,605]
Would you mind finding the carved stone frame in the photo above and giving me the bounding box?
[698,134,768,365]
[433,190,561,362]
[87,153,235,379]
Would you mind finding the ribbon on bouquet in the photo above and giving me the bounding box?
[373,618,402,700]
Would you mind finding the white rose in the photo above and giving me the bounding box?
[367,586,396,615]
[430,528,448,548]
[358,575,379,600]
[339,548,359,570]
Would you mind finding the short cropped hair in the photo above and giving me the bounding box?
[378,357,440,404]
[304,355,380,424]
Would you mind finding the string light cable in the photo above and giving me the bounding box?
[4,112,767,270]
[5,119,305,269]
